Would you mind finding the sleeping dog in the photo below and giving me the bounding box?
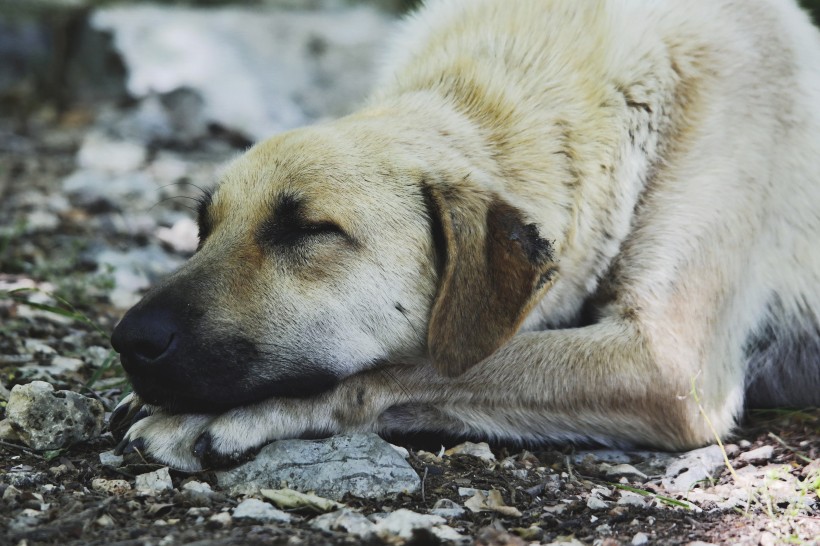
[111,0,820,471]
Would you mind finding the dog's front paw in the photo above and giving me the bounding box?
[112,398,324,472]
[116,410,214,472]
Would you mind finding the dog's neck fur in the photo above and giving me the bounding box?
[357,61,687,327]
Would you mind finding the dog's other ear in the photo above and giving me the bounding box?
[424,183,558,377]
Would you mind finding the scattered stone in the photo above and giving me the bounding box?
[603,463,648,481]
[215,433,420,500]
[92,5,392,141]
[445,441,496,461]
[232,498,291,523]
[208,511,232,529]
[617,491,647,508]
[63,169,159,211]
[99,450,124,467]
[662,445,725,492]
[370,509,445,540]
[6,381,105,450]
[738,445,774,464]
[155,217,199,254]
[586,496,609,510]
[430,498,465,518]
[91,478,132,495]
[77,131,147,173]
[260,488,343,513]
[311,508,376,538]
[0,419,20,442]
[135,468,174,495]
[464,489,523,517]
[632,532,649,545]
[476,527,527,546]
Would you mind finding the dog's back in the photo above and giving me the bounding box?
[375,0,820,409]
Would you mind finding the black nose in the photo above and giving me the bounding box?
[111,307,179,373]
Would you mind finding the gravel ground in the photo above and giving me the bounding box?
[0,105,817,546]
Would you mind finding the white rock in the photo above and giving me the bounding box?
[135,468,174,495]
[430,498,465,518]
[662,445,725,492]
[92,478,132,495]
[617,491,647,507]
[444,441,496,461]
[182,481,213,495]
[371,509,445,539]
[92,5,392,141]
[232,498,291,523]
[604,463,648,481]
[310,508,375,537]
[6,381,105,450]
[155,217,199,254]
[63,169,159,211]
[77,131,147,173]
[738,445,774,464]
[208,511,232,528]
[99,449,124,467]
[586,496,609,510]
[632,532,649,545]
[0,419,20,442]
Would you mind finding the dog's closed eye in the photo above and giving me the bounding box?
[261,220,346,247]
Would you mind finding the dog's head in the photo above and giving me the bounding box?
[111,117,557,412]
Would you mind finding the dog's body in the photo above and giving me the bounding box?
[111,0,820,471]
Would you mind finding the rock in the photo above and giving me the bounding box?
[603,463,648,481]
[586,496,609,510]
[738,445,774,464]
[632,532,649,545]
[99,449,124,467]
[662,445,725,492]
[77,131,147,173]
[0,419,20,442]
[135,468,174,495]
[208,511,232,529]
[311,508,376,537]
[370,509,445,539]
[430,498,465,518]
[92,478,132,495]
[6,381,105,451]
[445,441,496,461]
[232,498,291,523]
[63,169,159,211]
[215,433,420,500]
[155,217,199,254]
[617,491,647,507]
[94,244,185,308]
[91,5,392,141]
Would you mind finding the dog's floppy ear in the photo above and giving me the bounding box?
[424,183,558,377]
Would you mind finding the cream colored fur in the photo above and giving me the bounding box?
[114,0,820,471]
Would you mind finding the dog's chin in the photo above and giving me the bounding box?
[128,371,341,414]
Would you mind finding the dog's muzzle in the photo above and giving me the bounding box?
[110,293,340,412]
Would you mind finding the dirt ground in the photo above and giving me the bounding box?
[1,114,819,546]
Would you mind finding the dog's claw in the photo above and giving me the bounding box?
[192,432,211,460]
[122,438,146,456]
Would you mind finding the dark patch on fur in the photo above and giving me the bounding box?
[195,187,214,248]
[257,192,350,249]
[744,296,820,408]
[490,206,554,266]
[420,182,447,277]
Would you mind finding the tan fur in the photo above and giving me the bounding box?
[111,0,820,471]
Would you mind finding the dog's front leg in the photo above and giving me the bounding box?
[374,318,726,452]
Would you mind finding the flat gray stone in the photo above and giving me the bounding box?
[6,381,104,451]
[215,433,420,500]
[135,467,173,495]
[232,498,291,523]
[738,445,774,464]
[662,445,725,492]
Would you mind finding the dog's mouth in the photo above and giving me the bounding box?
[124,358,341,414]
